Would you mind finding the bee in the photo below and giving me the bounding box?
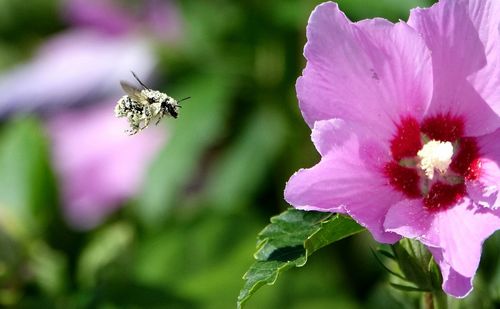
[114,72,190,135]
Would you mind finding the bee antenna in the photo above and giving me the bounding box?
[177,96,191,103]
[131,71,151,90]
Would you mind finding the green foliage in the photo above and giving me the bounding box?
[238,209,365,308]
[0,0,63,69]
[2,1,500,308]
[336,0,435,21]
[373,239,500,308]
[137,74,234,226]
[0,118,57,238]
[372,240,436,294]
[77,222,134,288]
[28,241,67,296]
[392,240,433,291]
[0,118,63,306]
[204,106,288,211]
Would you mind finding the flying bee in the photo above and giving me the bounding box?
[114,72,190,135]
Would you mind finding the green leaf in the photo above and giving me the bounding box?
[377,248,396,260]
[428,258,443,292]
[370,248,405,280]
[77,222,134,288]
[28,241,67,296]
[237,209,365,308]
[389,283,431,293]
[392,239,433,291]
[0,117,57,239]
[336,0,434,22]
[0,0,62,43]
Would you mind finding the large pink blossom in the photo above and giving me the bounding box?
[47,103,165,230]
[285,0,500,297]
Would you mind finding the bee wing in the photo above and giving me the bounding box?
[120,81,144,102]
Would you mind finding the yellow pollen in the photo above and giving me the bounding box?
[417,140,454,179]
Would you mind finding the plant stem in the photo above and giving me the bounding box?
[432,289,448,309]
[423,290,448,309]
[424,292,434,309]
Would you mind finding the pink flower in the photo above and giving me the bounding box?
[47,103,166,230]
[63,0,183,41]
[0,30,154,116]
[285,0,500,298]
[0,1,181,229]
[0,0,183,117]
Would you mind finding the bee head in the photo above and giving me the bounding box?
[167,104,178,118]
[160,98,178,118]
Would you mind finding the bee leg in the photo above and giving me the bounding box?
[128,122,140,135]
[141,118,150,130]
[125,119,137,135]
[155,112,164,125]
[126,128,138,135]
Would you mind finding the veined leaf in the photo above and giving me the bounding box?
[237,209,365,308]
[389,282,431,293]
[392,240,433,291]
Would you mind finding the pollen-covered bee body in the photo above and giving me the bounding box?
[115,75,181,135]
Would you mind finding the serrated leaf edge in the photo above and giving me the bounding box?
[238,213,365,308]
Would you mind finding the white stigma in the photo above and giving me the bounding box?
[417,140,454,179]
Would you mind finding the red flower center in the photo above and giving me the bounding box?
[384,114,481,211]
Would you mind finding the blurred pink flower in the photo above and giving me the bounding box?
[0,0,183,117]
[63,0,183,41]
[47,103,166,229]
[285,1,500,297]
[0,0,183,228]
[0,30,154,116]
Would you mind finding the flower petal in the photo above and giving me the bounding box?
[467,159,500,209]
[47,102,166,229]
[425,200,500,278]
[297,2,432,138]
[386,196,500,283]
[384,199,434,241]
[286,125,400,243]
[408,0,500,136]
[427,247,473,298]
[465,0,500,121]
[0,30,155,117]
[64,0,183,41]
[311,118,351,156]
[64,0,136,35]
[468,128,500,209]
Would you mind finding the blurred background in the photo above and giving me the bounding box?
[0,0,499,308]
